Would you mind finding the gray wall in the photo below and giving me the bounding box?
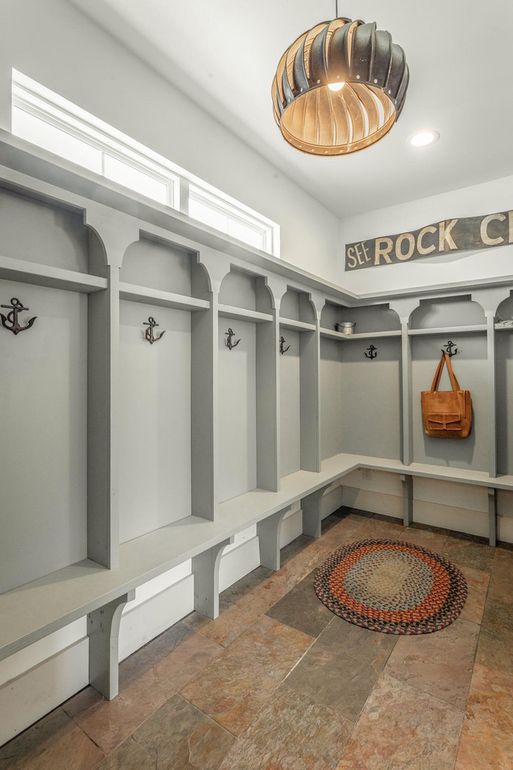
[279,329,300,477]
[118,300,191,542]
[0,279,87,591]
[0,0,341,282]
[217,319,257,501]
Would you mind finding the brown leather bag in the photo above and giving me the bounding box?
[421,353,472,438]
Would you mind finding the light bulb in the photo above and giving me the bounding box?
[410,130,439,147]
[328,82,345,92]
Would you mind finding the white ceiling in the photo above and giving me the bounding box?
[70,0,513,218]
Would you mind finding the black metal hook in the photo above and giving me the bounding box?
[279,336,291,355]
[364,344,378,360]
[143,316,165,344]
[225,328,241,350]
[0,297,37,335]
[442,340,458,357]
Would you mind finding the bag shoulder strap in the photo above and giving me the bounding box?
[430,352,461,392]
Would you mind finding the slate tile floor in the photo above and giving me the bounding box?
[2,509,513,769]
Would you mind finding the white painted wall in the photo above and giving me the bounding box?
[340,173,513,293]
[0,0,340,283]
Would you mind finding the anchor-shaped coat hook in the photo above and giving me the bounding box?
[143,316,165,344]
[442,340,459,357]
[225,328,241,350]
[364,344,378,360]
[279,336,291,355]
[0,297,37,335]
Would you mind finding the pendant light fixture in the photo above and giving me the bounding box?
[272,2,409,156]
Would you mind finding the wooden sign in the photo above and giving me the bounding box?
[345,210,513,271]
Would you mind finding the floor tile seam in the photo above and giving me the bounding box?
[383,669,469,717]
[277,625,320,685]
[178,686,274,740]
[64,703,113,755]
[64,706,110,764]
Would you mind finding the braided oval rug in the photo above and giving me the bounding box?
[314,539,467,635]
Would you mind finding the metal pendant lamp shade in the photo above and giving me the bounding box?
[272,17,409,156]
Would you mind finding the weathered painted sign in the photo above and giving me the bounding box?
[345,210,513,271]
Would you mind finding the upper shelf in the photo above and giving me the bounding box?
[408,324,487,336]
[0,255,107,293]
[119,282,209,312]
[279,317,316,332]
[320,327,402,341]
[218,303,273,323]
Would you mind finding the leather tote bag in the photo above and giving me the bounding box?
[421,353,472,438]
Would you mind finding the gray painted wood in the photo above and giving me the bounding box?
[192,538,231,618]
[87,590,134,699]
[279,329,301,476]
[488,487,497,547]
[300,326,321,472]
[401,475,414,527]
[191,295,216,519]
[302,487,327,538]
[257,507,290,569]
[87,266,119,568]
[256,309,279,491]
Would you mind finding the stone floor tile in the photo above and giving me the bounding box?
[455,663,513,770]
[336,672,464,770]
[182,616,313,735]
[488,548,513,605]
[476,597,513,674]
[441,537,496,573]
[220,566,273,611]
[459,565,490,625]
[265,569,333,637]
[63,631,223,753]
[119,617,198,688]
[385,617,478,708]
[96,737,155,770]
[131,694,235,770]
[396,525,449,552]
[316,615,397,669]
[218,686,353,770]
[0,708,104,770]
[281,617,395,721]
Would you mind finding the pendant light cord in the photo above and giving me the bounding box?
[335,0,339,17]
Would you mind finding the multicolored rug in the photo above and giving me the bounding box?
[314,539,467,635]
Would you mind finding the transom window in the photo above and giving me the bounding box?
[11,70,280,257]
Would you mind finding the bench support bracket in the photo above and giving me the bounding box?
[192,538,232,620]
[488,487,497,547]
[401,475,413,528]
[302,487,327,538]
[257,506,291,571]
[88,590,135,700]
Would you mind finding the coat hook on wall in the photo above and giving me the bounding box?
[0,297,37,335]
[364,344,378,360]
[225,328,241,350]
[143,316,165,344]
[442,340,459,357]
[279,336,290,355]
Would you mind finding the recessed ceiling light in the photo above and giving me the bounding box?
[410,130,439,148]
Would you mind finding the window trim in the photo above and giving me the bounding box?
[11,69,280,257]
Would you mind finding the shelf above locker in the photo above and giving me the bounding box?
[119,282,210,311]
[279,317,316,332]
[320,327,402,341]
[408,324,487,336]
[0,255,108,293]
[218,304,273,323]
